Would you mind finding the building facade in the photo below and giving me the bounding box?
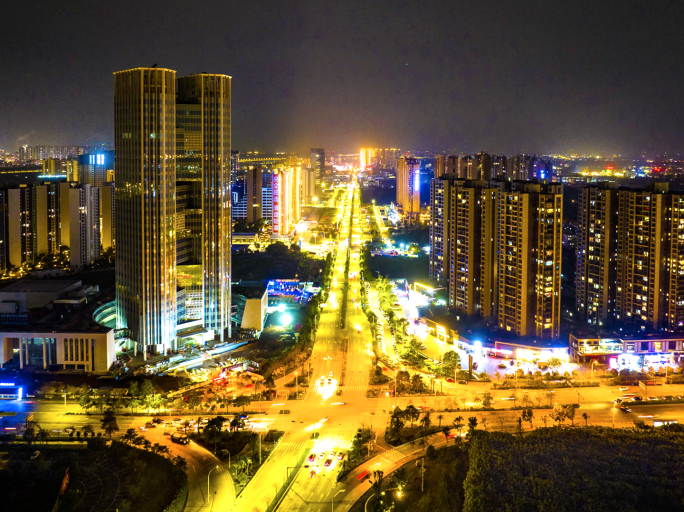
[114,67,178,355]
[177,73,232,341]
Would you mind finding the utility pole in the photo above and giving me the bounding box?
[421,457,426,493]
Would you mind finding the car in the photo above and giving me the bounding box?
[309,470,317,478]
[329,371,333,377]
[358,330,362,334]
[337,452,345,460]
[152,418,164,424]
[139,426,148,431]
[318,452,325,459]
[613,398,622,404]
[144,421,156,428]
[618,405,631,412]
[498,363,507,369]
[457,380,468,385]
[619,386,629,391]
[631,396,643,401]
[307,454,316,462]
[663,395,675,401]
[325,458,333,467]
[328,379,332,385]
[420,345,427,350]
[510,360,515,366]
[446,378,455,383]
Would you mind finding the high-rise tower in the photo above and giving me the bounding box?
[114,67,177,355]
[177,74,232,341]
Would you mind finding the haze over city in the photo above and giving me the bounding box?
[2,1,684,155]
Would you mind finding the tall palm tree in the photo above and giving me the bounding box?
[436,414,444,428]
[419,411,432,430]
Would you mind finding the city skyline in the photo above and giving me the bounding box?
[2,1,684,156]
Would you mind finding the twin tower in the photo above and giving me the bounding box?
[114,68,232,356]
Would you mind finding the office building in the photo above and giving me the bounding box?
[100,183,115,251]
[396,157,420,221]
[497,181,563,338]
[42,158,79,181]
[114,67,177,355]
[575,183,619,326]
[78,151,115,186]
[230,149,240,185]
[302,167,316,204]
[311,148,325,177]
[177,73,232,341]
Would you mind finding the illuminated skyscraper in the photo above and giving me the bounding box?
[576,183,619,325]
[311,148,325,177]
[177,73,232,341]
[114,67,177,355]
[396,157,420,222]
[497,182,563,338]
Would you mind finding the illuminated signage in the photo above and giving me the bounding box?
[0,382,15,386]
[272,173,280,234]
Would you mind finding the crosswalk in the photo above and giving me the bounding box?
[277,437,354,455]
[381,448,409,463]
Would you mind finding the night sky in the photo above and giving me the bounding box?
[1,0,683,156]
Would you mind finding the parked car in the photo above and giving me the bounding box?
[446,378,455,383]
[457,380,468,385]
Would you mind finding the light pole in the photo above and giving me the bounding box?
[207,465,219,505]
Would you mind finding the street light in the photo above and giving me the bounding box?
[208,465,219,505]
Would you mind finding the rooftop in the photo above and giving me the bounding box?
[0,280,81,294]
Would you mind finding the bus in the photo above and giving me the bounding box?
[171,433,189,445]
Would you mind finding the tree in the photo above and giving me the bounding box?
[78,394,94,413]
[404,405,420,427]
[582,412,589,427]
[550,406,567,427]
[188,391,201,410]
[100,409,119,439]
[467,416,478,434]
[411,374,425,394]
[522,408,534,429]
[564,404,576,427]
[264,374,276,392]
[140,379,154,398]
[442,426,452,443]
[419,411,432,430]
[82,424,94,437]
[37,428,50,445]
[392,466,409,490]
[23,420,40,445]
[482,392,494,408]
[130,398,141,413]
[128,381,139,398]
[509,389,519,408]
[233,395,251,412]
[547,357,563,372]
[436,414,444,428]
[495,371,502,382]
[453,416,465,439]
[442,350,460,369]
[122,428,137,444]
